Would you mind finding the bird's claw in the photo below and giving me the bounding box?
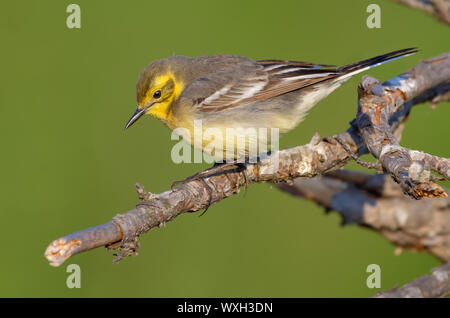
[170,162,250,215]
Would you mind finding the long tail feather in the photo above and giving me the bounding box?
[337,47,418,80]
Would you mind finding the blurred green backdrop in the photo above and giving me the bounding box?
[0,0,449,297]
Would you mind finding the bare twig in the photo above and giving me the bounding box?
[277,171,450,261]
[45,52,450,267]
[373,262,450,298]
[356,54,450,199]
[45,130,360,266]
[392,0,450,25]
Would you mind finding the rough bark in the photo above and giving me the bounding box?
[44,52,450,269]
[277,170,450,262]
[392,0,450,25]
[373,262,450,298]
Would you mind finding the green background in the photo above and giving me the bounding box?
[0,0,448,297]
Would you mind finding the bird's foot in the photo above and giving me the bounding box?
[171,161,249,216]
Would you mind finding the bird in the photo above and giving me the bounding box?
[125,48,417,164]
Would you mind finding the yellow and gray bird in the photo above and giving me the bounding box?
[125,48,417,161]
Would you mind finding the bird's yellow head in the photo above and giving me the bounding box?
[125,59,184,129]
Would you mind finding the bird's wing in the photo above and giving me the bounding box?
[194,60,339,112]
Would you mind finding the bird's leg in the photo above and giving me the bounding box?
[198,178,213,217]
[330,135,381,170]
[171,160,250,215]
[171,161,244,188]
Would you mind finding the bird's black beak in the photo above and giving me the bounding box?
[124,106,148,130]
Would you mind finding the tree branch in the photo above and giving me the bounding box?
[45,130,360,266]
[392,0,450,25]
[373,262,450,298]
[45,52,450,267]
[356,54,450,198]
[277,170,450,261]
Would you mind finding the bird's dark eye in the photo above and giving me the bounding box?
[153,90,161,99]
